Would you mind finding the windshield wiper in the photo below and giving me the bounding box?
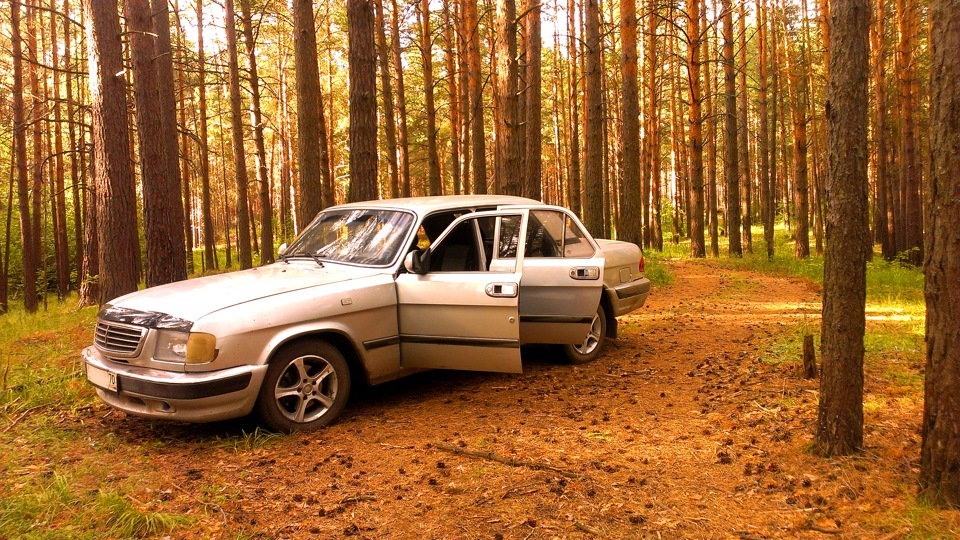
[280,251,325,267]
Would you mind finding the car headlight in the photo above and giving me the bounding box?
[186,333,218,364]
[154,330,189,362]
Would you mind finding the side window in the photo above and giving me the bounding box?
[524,210,595,258]
[429,219,482,272]
[525,211,564,257]
[562,216,595,258]
[497,215,522,259]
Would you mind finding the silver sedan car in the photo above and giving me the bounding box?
[82,196,650,431]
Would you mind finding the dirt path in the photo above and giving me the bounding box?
[76,259,929,539]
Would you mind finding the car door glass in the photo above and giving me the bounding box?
[430,214,521,272]
[525,211,564,258]
[563,216,595,258]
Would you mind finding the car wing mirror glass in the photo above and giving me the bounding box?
[278,243,288,257]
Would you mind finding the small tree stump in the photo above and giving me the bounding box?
[802,334,817,379]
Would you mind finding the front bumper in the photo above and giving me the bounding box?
[81,346,268,423]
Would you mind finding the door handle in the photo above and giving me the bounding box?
[485,282,518,298]
[569,266,600,280]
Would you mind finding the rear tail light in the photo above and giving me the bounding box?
[639,255,645,273]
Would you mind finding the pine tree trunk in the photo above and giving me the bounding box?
[50,1,70,298]
[897,0,922,265]
[757,0,774,258]
[583,0,603,236]
[64,0,84,288]
[443,0,461,196]
[920,0,960,505]
[293,0,324,227]
[375,0,400,199]
[816,0,869,457]
[11,0,37,311]
[391,0,413,197]
[127,0,189,285]
[85,0,140,303]
[705,0,719,257]
[688,0,706,257]
[722,0,742,256]
[524,0,542,200]
[784,16,810,259]
[197,0,216,269]
[464,0,486,194]
[27,6,43,300]
[420,0,442,196]
[239,0,274,263]
[873,0,894,261]
[494,0,521,196]
[348,0,379,202]
[567,0,581,214]
[619,0,641,247]
[738,0,752,253]
[224,0,253,269]
[150,0,187,278]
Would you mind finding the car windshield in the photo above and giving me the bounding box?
[285,208,415,266]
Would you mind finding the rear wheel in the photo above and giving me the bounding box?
[255,339,351,432]
[561,304,607,364]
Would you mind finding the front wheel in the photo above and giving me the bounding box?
[255,339,351,432]
[561,304,607,364]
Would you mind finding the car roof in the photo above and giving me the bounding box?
[327,195,544,217]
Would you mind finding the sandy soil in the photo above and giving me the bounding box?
[66,259,948,539]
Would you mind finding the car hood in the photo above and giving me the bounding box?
[106,263,365,323]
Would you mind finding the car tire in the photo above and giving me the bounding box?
[561,304,607,364]
[255,339,351,432]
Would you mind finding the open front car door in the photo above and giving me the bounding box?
[395,211,526,373]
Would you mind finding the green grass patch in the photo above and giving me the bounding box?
[0,472,190,539]
[878,495,960,539]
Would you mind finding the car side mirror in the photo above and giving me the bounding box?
[278,243,288,257]
[404,249,428,275]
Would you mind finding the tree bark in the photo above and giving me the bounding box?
[85,0,140,303]
[897,0,922,265]
[583,0,604,237]
[524,0,542,200]
[919,0,960,507]
[293,0,324,226]
[757,0,774,258]
[738,0,752,254]
[348,0,379,202]
[239,0,274,263]
[11,0,37,312]
[816,0,869,457]
[687,0,706,258]
[50,0,70,298]
[443,0,461,195]
[566,0,581,213]
[126,0,189,285]
[619,0,641,247]
[375,0,400,199]
[494,0,521,196]
[420,0,442,196]
[722,0,741,256]
[872,0,894,260]
[150,0,187,279]
[197,0,216,270]
[224,0,253,269]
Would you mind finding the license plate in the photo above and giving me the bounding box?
[86,363,118,392]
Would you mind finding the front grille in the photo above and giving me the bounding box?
[95,321,146,358]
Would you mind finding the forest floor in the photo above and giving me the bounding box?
[3,258,958,539]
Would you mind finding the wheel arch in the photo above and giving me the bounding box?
[266,331,371,387]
